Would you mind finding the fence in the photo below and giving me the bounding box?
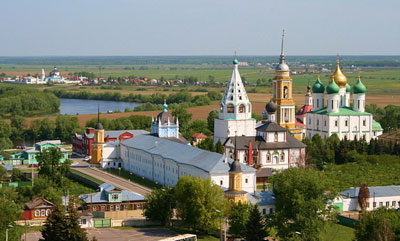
[337,214,359,228]
[0,181,31,188]
[67,172,100,189]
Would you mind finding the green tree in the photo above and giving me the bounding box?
[215,140,224,154]
[0,165,7,182]
[11,168,22,182]
[174,176,227,233]
[144,187,174,226]
[272,168,335,241]
[228,202,252,238]
[37,148,71,184]
[41,201,94,241]
[10,115,27,130]
[0,196,22,241]
[207,110,219,133]
[355,208,400,241]
[55,116,81,143]
[245,204,267,241]
[172,106,192,137]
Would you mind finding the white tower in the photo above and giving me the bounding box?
[312,76,325,111]
[353,75,367,112]
[305,85,313,106]
[326,78,340,113]
[214,58,256,144]
[40,69,45,81]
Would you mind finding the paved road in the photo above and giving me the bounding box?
[25,228,177,241]
[71,159,151,196]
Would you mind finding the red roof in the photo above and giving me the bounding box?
[296,119,305,128]
[296,105,313,117]
[192,133,207,139]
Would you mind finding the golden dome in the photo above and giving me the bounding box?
[329,54,347,88]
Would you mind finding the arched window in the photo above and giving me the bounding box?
[46,209,51,216]
[230,95,233,101]
[220,104,223,113]
[41,209,45,216]
[35,210,40,217]
[274,132,278,142]
[227,104,234,113]
[280,152,285,162]
[283,86,288,98]
[239,104,246,113]
[266,152,271,163]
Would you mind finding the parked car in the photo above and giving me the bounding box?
[84,156,91,161]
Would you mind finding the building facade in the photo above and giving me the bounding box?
[214,59,256,144]
[22,196,55,220]
[119,134,257,194]
[306,57,383,141]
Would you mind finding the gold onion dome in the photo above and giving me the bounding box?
[329,55,347,88]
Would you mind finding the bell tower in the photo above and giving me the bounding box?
[272,30,302,140]
[91,106,105,164]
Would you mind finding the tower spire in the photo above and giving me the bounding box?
[336,53,340,66]
[279,29,286,63]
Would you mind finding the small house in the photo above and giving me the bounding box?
[23,196,55,220]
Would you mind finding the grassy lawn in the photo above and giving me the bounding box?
[102,167,162,190]
[70,169,104,185]
[66,177,97,196]
[320,223,354,241]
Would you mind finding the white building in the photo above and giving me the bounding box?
[214,59,256,144]
[119,134,257,194]
[306,56,383,141]
[334,186,400,212]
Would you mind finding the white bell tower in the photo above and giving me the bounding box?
[214,58,256,144]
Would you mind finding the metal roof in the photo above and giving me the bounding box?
[121,134,255,174]
[341,186,400,198]
[80,184,145,204]
[256,190,276,206]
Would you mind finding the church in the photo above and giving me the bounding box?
[216,32,306,182]
[304,55,383,141]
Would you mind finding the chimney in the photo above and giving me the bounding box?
[248,141,253,165]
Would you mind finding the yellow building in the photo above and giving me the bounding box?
[91,113,105,164]
[225,160,247,203]
[271,30,303,140]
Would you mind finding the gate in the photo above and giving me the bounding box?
[94,219,111,228]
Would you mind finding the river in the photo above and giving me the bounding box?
[58,98,141,115]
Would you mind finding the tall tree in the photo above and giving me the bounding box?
[0,197,22,241]
[144,187,174,226]
[228,202,252,239]
[358,183,370,211]
[207,110,219,133]
[37,147,71,184]
[174,176,227,233]
[245,205,267,241]
[55,116,81,143]
[272,168,335,241]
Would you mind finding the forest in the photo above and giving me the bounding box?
[0,86,59,117]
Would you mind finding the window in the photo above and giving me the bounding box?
[116,205,120,211]
[274,132,278,142]
[266,152,271,163]
[379,202,383,207]
[335,120,338,127]
[392,201,396,207]
[317,99,319,108]
[46,209,51,216]
[230,96,233,101]
[110,205,114,211]
[386,202,390,207]
[220,180,223,185]
[358,100,360,109]
[363,119,366,126]
[270,208,274,214]
[280,152,285,162]
[283,86,288,98]
[263,209,266,215]
[35,210,40,217]
[366,202,370,208]
[309,119,311,124]
[81,219,87,225]
[227,104,234,113]
[101,205,105,211]
[345,120,348,127]
[239,104,245,113]
[41,209,45,216]
[245,178,248,184]
[331,100,334,109]
[137,203,143,210]
[92,206,97,211]
[373,202,376,208]
[324,120,327,126]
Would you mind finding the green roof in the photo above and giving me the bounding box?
[312,78,325,93]
[345,83,351,93]
[353,78,366,94]
[308,106,372,116]
[372,119,383,131]
[326,80,340,94]
[233,59,239,65]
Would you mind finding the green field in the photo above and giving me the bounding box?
[320,223,354,241]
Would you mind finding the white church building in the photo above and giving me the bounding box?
[305,56,383,141]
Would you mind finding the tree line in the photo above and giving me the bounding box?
[303,134,400,169]
[0,87,60,117]
[366,104,400,132]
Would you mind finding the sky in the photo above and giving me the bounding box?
[0,0,399,56]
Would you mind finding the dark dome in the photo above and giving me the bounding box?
[95,122,104,130]
[157,111,175,125]
[265,100,277,113]
[229,160,242,173]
